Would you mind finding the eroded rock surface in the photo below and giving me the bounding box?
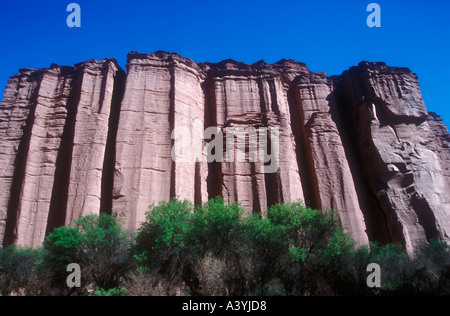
[335,62,450,252]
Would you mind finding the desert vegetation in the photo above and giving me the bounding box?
[1,197,449,296]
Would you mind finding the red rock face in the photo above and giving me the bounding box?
[335,62,450,253]
[0,53,449,253]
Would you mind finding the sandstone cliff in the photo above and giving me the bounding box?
[0,52,449,252]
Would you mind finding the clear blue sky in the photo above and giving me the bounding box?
[1,0,449,126]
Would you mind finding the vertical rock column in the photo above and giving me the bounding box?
[212,71,268,213]
[207,61,303,213]
[113,52,206,231]
[113,53,174,230]
[3,66,75,246]
[261,76,304,207]
[294,73,369,246]
[0,70,42,245]
[171,59,207,204]
[64,59,124,224]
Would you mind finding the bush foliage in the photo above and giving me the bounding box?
[0,197,449,296]
[43,213,135,295]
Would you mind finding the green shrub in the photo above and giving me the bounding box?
[43,213,135,294]
[2,198,448,296]
[0,245,47,295]
[190,197,248,295]
[417,240,450,294]
[191,196,245,257]
[328,240,450,296]
[244,202,354,295]
[135,197,247,295]
[387,240,450,296]
[91,286,128,296]
[134,198,194,293]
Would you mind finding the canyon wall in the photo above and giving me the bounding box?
[0,51,449,252]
